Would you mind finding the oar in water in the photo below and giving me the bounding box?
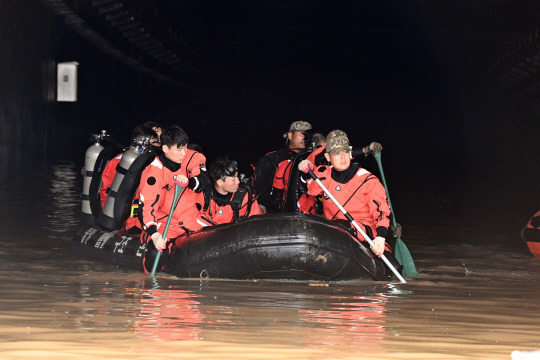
[307,168,406,283]
[150,177,184,276]
[373,152,417,277]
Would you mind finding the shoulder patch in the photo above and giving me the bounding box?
[147,176,156,186]
[150,158,162,169]
[357,168,370,176]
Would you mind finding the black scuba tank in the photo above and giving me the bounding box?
[81,130,109,225]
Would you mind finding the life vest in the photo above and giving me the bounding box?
[521,210,540,257]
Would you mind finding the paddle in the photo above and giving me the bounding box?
[307,168,406,283]
[150,178,184,276]
[373,152,418,277]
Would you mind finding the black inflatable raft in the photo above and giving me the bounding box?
[72,213,397,281]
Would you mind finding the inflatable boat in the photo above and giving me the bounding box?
[73,213,399,281]
[521,210,540,257]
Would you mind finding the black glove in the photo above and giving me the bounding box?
[188,171,211,193]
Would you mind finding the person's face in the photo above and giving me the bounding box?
[288,130,306,150]
[325,150,351,171]
[162,144,187,164]
[216,172,240,194]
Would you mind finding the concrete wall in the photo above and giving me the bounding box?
[0,0,55,177]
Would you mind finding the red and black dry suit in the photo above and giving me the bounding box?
[272,158,316,214]
[99,153,122,208]
[305,163,392,250]
[138,149,206,246]
[251,148,299,213]
[196,186,261,227]
[99,152,141,231]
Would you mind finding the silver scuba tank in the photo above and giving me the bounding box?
[99,138,148,230]
[81,130,108,225]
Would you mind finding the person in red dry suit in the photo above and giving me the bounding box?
[298,129,392,257]
[99,124,159,231]
[138,125,210,271]
[197,157,260,227]
[251,120,314,213]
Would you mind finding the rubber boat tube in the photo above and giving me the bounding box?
[73,213,395,281]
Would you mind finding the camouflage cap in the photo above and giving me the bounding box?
[326,129,351,154]
[288,121,312,133]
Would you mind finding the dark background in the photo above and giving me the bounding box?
[2,0,540,237]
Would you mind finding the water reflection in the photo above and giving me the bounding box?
[126,280,393,352]
[45,162,80,238]
[299,293,387,351]
[136,287,204,341]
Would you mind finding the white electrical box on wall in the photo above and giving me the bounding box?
[57,62,79,102]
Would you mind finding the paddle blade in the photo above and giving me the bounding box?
[395,238,418,277]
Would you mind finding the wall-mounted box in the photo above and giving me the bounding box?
[57,62,79,102]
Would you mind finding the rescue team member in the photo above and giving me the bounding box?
[251,121,313,213]
[272,129,384,214]
[298,129,391,257]
[99,125,159,234]
[271,153,317,214]
[306,132,383,167]
[197,157,260,226]
[138,125,210,260]
[143,121,163,142]
[270,131,327,214]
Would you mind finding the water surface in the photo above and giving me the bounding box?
[1,161,539,359]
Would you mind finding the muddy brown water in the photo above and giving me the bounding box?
[1,161,539,360]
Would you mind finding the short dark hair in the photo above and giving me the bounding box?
[131,124,157,142]
[143,121,162,130]
[208,157,238,183]
[160,125,189,148]
[188,143,202,153]
[312,132,326,146]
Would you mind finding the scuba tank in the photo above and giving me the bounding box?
[98,137,150,230]
[81,130,109,225]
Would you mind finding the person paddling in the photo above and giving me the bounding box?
[298,129,395,259]
[137,125,210,272]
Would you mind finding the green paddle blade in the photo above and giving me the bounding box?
[394,237,417,277]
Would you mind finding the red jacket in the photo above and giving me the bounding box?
[306,164,390,239]
[99,153,122,208]
[138,150,206,241]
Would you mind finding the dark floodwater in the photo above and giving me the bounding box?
[1,159,540,360]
